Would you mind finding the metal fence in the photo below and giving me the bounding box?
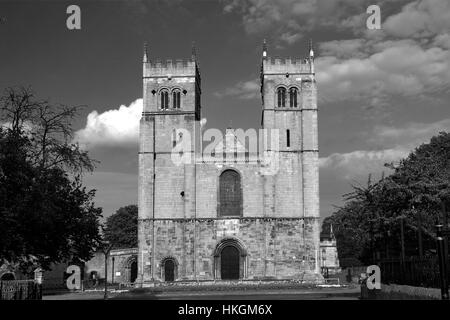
[0,280,42,300]
[378,257,450,289]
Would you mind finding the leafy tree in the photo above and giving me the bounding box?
[0,87,102,275]
[329,132,450,265]
[104,205,138,249]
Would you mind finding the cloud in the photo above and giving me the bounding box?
[75,99,142,149]
[221,0,351,45]
[314,0,450,107]
[221,0,407,45]
[320,148,406,179]
[214,79,259,100]
[384,0,450,39]
[320,118,450,179]
[372,118,450,148]
[280,32,302,45]
[222,0,450,108]
[222,0,450,47]
[433,33,450,49]
[316,38,450,104]
[318,39,368,59]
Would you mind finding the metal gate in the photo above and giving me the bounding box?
[0,280,42,300]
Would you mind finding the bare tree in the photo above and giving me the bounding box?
[0,86,96,174]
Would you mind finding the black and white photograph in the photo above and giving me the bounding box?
[0,0,450,307]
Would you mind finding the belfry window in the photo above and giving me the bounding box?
[277,87,286,108]
[219,170,242,217]
[160,90,169,109]
[172,90,181,109]
[289,87,298,108]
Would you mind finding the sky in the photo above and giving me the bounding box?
[1,0,450,221]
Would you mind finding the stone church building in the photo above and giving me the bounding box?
[138,41,321,284]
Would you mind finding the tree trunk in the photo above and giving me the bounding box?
[400,217,405,262]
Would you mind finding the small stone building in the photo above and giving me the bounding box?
[319,225,341,276]
[138,41,322,284]
[0,249,139,288]
[84,248,138,285]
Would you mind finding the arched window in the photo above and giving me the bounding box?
[277,87,286,108]
[219,170,242,217]
[172,90,181,109]
[160,90,169,109]
[289,87,298,108]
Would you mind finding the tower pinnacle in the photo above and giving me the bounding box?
[191,41,196,61]
[143,41,148,63]
[309,39,315,74]
[309,39,314,59]
[262,39,268,59]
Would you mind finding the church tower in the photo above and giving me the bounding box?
[138,43,201,282]
[260,40,321,277]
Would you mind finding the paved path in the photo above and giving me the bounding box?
[44,287,360,300]
[115,287,360,300]
[43,291,113,300]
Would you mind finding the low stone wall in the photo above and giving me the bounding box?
[361,283,442,300]
[135,279,351,293]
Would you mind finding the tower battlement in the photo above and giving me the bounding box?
[261,39,315,75]
[144,59,197,77]
[263,56,313,74]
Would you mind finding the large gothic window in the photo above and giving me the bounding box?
[219,170,242,217]
[289,87,298,108]
[160,90,169,109]
[172,90,181,109]
[277,87,286,108]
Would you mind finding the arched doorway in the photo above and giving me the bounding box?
[221,246,240,280]
[130,260,138,283]
[213,237,247,280]
[163,259,175,282]
[124,256,138,284]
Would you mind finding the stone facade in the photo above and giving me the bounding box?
[138,43,321,284]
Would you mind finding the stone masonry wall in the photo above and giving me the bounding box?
[139,217,319,282]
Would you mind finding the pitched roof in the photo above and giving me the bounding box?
[213,129,247,154]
